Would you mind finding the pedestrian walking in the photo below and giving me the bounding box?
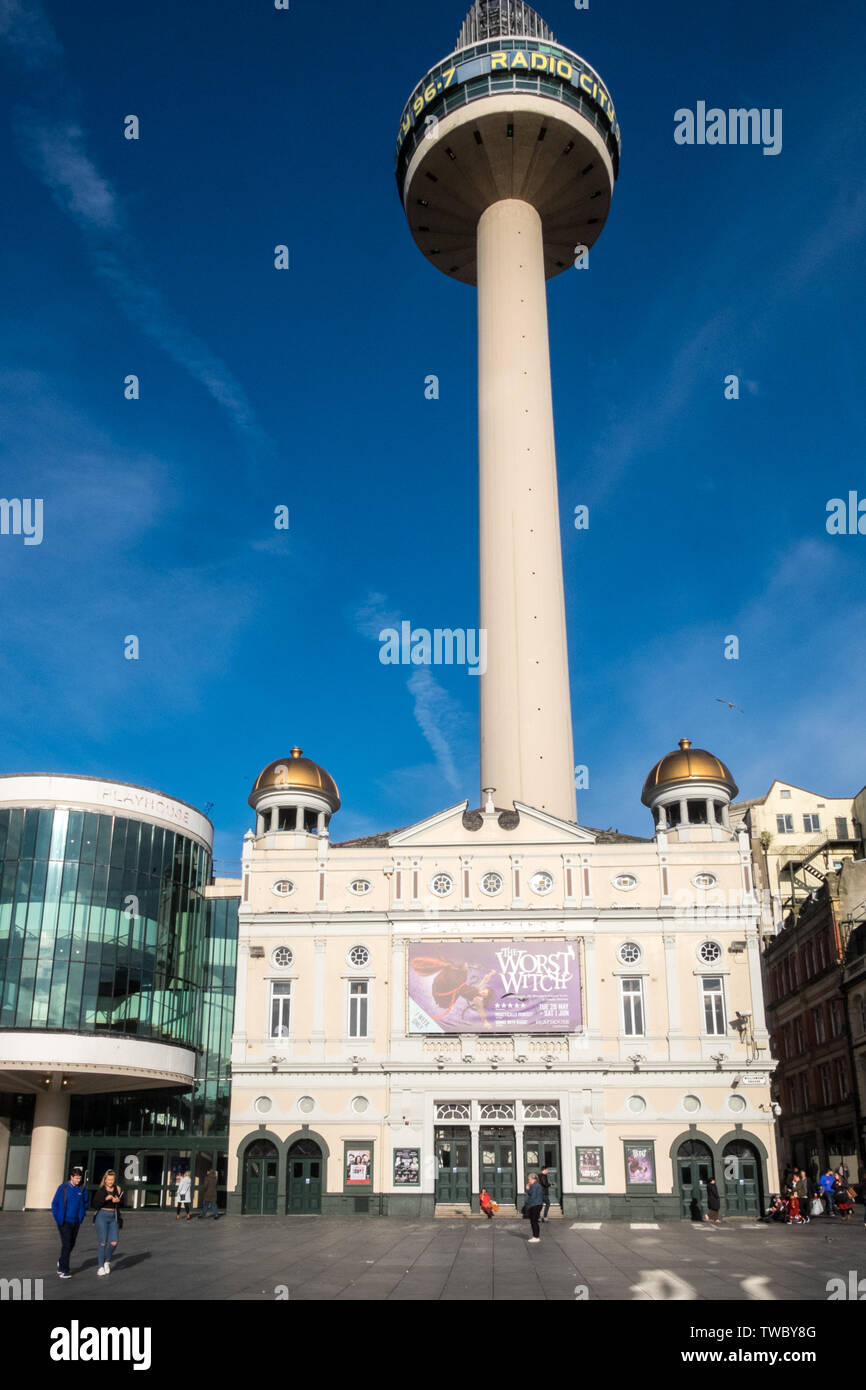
[51,1167,88,1279]
[200,1168,219,1220]
[538,1166,551,1222]
[809,1189,825,1218]
[174,1169,192,1221]
[820,1169,837,1216]
[479,1187,496,1220]
[794,1170,810,1222]
[706,1178,722,1224]
[92,1170,123,1276]
[836,1185,857,1221]
[524,1172,544,1243]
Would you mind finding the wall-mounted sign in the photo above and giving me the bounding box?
[576,1147,604,1185]
[624,1142,656,1192]
[393,1149,420,1187]
[344,1144,373,1189]
[407,940,581,1034]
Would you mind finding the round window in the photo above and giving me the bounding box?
[298,1096,315,1114]
[430,872,454,896]
[627,1095,646,1113]
[530,871,554,895]
[254,1096,272,1115]
[271,946,294,968]
[683,1095,701,1113]
[728,1094,747,1113]
[352,1096,369,1114]
[613,874,637,891]
[480,871,503,895]
[348,945,370,967]
[349,879,371,895]
[618,941,641,965]
[698,940,722,964]
[271,879,295,897]
[693,873,718,889]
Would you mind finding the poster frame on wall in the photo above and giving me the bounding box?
[406,937,582,1035]
[392,1147,421,1187]
[623,1140,657,1194]
[343,1141,375,1192]
[575,1146,605,1185]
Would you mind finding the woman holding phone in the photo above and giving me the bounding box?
[93,1169,123,1276]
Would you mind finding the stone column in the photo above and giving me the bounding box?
[24,1079,70,1210]
[311,938,327,1060]
[477,198,576,821]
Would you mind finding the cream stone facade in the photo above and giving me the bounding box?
[227,762,778,1218]
[731,781,858,933]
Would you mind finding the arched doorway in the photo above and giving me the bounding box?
[286,1138,323,1214]
[242,1139,279,1215]
[675,1139,714,1219]
[722,1140,762,1217]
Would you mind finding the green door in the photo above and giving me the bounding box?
[287,1140,323,1214]
[435,1127,471,1204]
[723,1141,761,1217]
[480,1127,516,1207]
[676,1139,714,1218]
[524,1129,561,1206]
[243,1140,279,1214]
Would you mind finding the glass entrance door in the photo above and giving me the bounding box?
[523,1128,561,1206]
[435,1127,471,1204]
[480,1126,516,1207]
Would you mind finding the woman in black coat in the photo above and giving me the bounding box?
[706,1178,722,1224]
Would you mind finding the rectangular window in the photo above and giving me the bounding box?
[270,981,291,1038]
[701,977,726,1034]
[821,1065,833,1106]
[804,814,821,833]
[348,979,369,1038]
[776,815,794,834]
[779,789,791,799]
[835,817,849,840]
[620,978,644,1036]
[829,1000,842,1037]
[835,1058,847,1096]
[813,1006,826,1043]
[795,1017,805,1053]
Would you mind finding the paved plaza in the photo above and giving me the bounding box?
[1,1212,863,1301]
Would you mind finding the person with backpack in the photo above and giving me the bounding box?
[50,1167,88,1279]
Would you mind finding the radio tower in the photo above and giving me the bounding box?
[396,0,620,822]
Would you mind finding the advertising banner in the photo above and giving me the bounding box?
[345,1148,372,1186]
[393,1149,420,1186]
[624,1143,655,1187]
[407,940,580,1033]
[576,1147,604,1185]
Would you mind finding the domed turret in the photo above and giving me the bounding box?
[641,738,738,833]
[249,747,340,837]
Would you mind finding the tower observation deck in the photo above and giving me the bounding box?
[396,1,620,822]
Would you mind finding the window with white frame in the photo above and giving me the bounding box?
[698,940,722,965]
[813,1006,826,1043]
[776,815,794,834]
[701,977,726,1034]
[270,980,292,1037]
[820,1065,833,1105]
[804,813,821,833]
[348,979,369,1038]
[779,789,791,799]
[618,941,641,965]
[835,1057,847,1096]
[621,978,644,1036]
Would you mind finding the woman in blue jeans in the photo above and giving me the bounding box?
[93,1170,124,1276]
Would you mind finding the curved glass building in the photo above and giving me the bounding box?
[0,776,238,1210]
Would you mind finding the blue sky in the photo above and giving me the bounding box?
[1,0,865,870]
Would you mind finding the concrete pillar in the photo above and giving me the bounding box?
[24,1081,70,1209]
[269,806,279,832]
[295,805,304,832]
[679,799,689,827]
[477,199,576,822]
[0,1110,10,1207]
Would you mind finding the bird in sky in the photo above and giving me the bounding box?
[716,698,744,712]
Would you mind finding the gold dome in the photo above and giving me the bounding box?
[250,748,341,811]
[641,738,738,806]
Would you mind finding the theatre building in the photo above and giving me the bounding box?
[228,744,778,1218]
[0,775,238,1211]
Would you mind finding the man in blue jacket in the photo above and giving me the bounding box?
[51,1168,88,1277]
[819,1169,837,1216]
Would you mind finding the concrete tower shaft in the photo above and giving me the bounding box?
[397,4,619,820]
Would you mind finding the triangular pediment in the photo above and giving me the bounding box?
[385,800,598,848]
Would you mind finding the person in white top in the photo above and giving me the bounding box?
[175,1170,192,1221]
